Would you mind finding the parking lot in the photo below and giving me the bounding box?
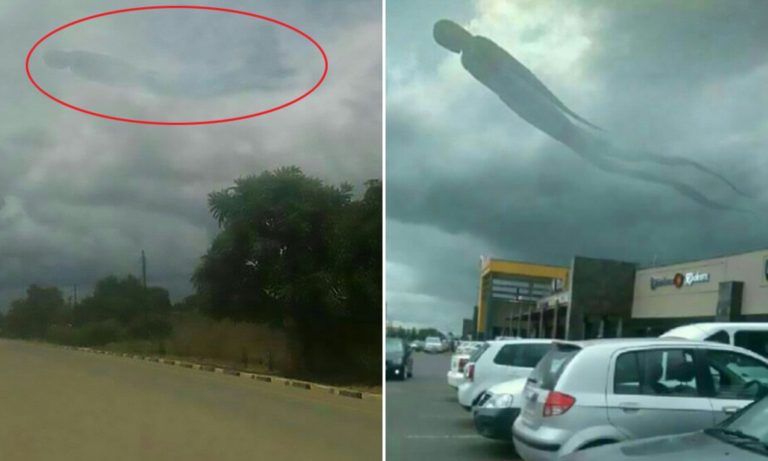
[386,351,521,461]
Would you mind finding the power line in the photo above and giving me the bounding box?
[141,250,147,289]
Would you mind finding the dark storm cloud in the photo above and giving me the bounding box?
[387,0,768,331]
[0,0,381,310]
[580,0,768,86]
[434,19,757,212]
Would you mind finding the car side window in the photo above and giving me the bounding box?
[706,330,730,345]
[705,349,768,400]
[734,331,768,358]
[614,352,641,395]
[493,344,519,366]
[614,349,700,397]
[659,350,699,396]
[515,344,552,368]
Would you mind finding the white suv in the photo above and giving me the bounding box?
[458,339,554,410]
[662,322,768,358]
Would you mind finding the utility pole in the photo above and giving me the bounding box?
[141,250,147,289]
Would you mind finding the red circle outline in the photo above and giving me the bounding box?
[24,5,329,126]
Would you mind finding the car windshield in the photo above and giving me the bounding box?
[707,397,768,451]
[468,342,490,363]
[425,337,441,344]
[386,338,404,352]
[528,343,581,390]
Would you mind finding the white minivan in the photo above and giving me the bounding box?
[424,336,444,353]
[662,322,768,358]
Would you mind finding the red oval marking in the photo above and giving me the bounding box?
[25,5,329,126]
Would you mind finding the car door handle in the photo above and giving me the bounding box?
[722,406,740,415]
[619,402,640,413]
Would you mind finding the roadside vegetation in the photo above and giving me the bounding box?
[0,167,381,388]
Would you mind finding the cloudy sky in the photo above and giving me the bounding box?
[386,0,768,333]
[0,0,381,308]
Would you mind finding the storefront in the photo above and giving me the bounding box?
[474,248,768,340]
[475,257,568,339]
[631,248,768,335]
[501,256,636,340]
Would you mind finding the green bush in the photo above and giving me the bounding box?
[75,320,124,346]
[45,324,78,345]
[127,315,173,340]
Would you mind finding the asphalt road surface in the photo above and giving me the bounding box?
[0,339,381,461]
[386,351,521,461]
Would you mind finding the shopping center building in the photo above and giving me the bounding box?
[474,257,570,339]
[471,249,768,340]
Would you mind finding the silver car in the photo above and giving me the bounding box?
[562,394,768,460]
[513,338,768,461]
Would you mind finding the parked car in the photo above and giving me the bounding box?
[512,338,768,461]
[409,340,423,352]
[662,322,768,358]
[424,336,444,353]
[452,342,491,390]
[447,342,484,388]
[458,339,554,410]
[562,394,768,461]
[386,337,413,381]
[457,341,483,354]
[473,377,529,440]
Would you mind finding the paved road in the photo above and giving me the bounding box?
[386,352,521,460]
[0,339,381,461]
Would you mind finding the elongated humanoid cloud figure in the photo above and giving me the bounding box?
[433,19,749,211]
[43,49,293,98]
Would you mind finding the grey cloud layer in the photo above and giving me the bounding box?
[387,0,768,332]
[0,0,381,308]
[43,46,294,97]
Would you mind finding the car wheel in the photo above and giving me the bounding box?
[397,367,406,381]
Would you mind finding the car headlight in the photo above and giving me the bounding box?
[483,393,514,409]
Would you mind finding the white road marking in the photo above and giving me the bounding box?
[405,434,483,440]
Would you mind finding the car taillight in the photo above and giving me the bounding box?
[467,363,475,381]
[543,391,575,417]
[458,358,468,372]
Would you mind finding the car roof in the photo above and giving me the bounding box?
[553,337,737,351]
[486,338,555,346]
[662,322,768,337]
[671,322,768,328]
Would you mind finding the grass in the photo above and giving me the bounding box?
[99,312,381,394]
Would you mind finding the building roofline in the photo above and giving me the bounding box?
[637,245,768,270]
[482,257,569,270]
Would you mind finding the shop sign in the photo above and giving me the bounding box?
[651,271,709,290]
